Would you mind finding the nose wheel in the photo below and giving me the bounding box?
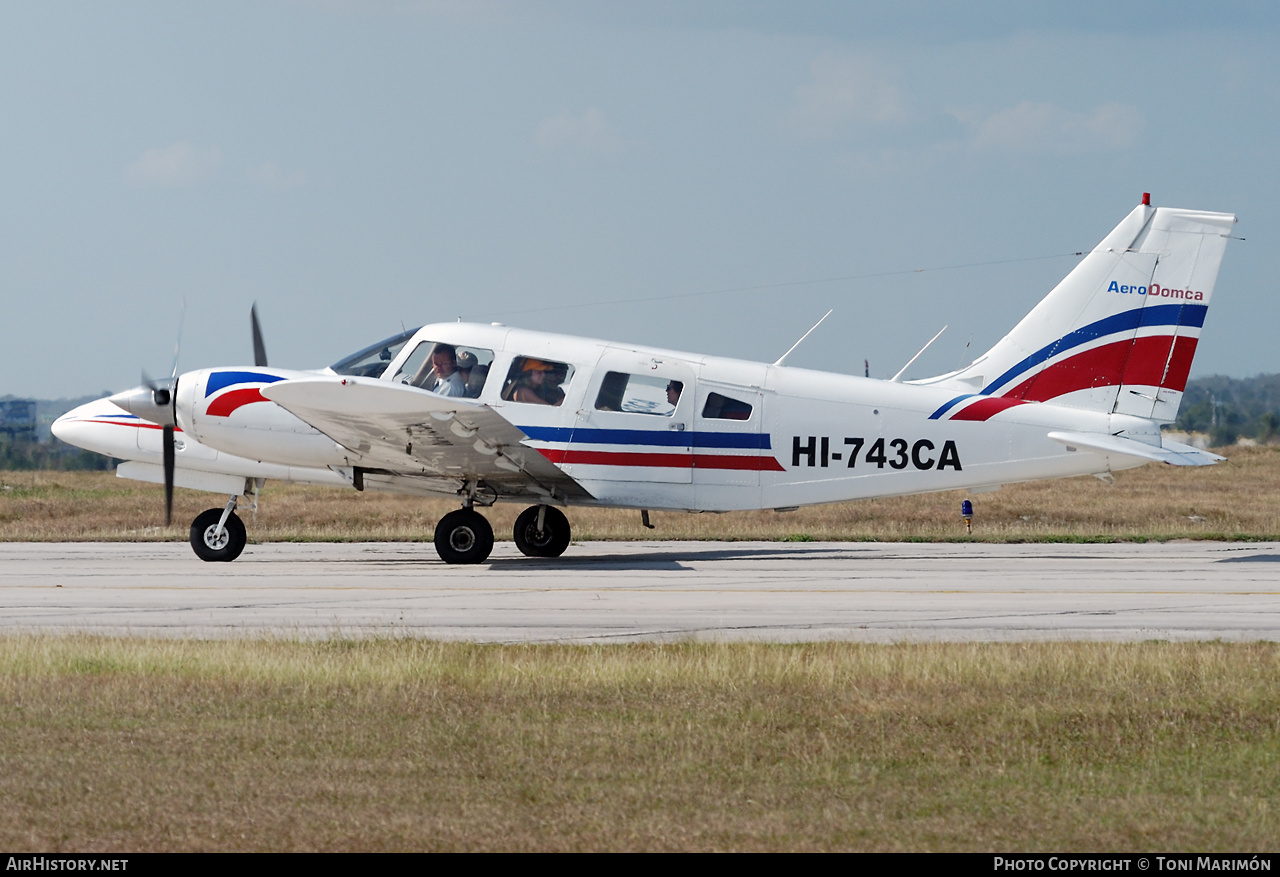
[513,505,571,558]
[190,507,247,562]
[434,508,495,564]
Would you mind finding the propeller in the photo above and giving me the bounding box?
[170,299,186,381]
[109,304,267,527]
[161,302,184,525]
[111,373,177,525]
[162,424,175,526]
[251,303,268,368]
[142,373,176,526]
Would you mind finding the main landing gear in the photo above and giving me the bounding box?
[431,503,572,564]
[512,505,571,558]
[189,495,248,562]
[433,508,495,565]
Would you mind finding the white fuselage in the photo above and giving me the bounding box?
[55,321,1146,511]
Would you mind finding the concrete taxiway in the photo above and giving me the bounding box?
[2,540,1279,642]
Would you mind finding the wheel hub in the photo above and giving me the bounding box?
[203,526,230,550]
[449,527,476,552]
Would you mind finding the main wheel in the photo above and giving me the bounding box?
[512,505,571,558]
[190,508,248,562]
[434,508,495,564]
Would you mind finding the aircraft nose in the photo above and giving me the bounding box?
[50,403,97,447]
[50,412,74,442]
[50,398,145,459]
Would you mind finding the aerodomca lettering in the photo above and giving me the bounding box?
[1107,280,1204,301]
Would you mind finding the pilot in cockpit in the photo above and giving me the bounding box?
[415,343,467,397]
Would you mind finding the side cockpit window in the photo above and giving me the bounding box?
[595,372,682,416]
[502,357,573,406]
[392,342,494,398]
[702,392,752,421]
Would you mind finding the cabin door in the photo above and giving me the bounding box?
[563,349,696,484]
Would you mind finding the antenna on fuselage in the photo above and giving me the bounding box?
[773,309,833,367]
[890,325,947,383]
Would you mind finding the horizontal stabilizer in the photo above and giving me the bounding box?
[1047,431,1225,467]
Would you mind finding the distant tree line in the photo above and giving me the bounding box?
[0,393,118,471]
[0,433,115,471]
[1174,374,1280,447]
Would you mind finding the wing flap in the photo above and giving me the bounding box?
[261,377,592,501]
[1047,430,1225,466]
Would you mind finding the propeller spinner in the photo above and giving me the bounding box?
[108,374,178,524]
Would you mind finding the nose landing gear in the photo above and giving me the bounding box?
[189,496,248,562]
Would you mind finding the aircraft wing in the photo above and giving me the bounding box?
[261,376,593,502]
[1046,431,1226,467]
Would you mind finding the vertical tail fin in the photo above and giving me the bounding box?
[927,198,1236,423]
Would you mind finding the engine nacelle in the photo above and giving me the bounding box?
[176,367,354,468]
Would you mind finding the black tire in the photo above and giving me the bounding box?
[189,508,247,563]
[512,505,571,558]
[434,508,495,564]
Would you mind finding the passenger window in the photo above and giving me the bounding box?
[502,357,574,406]
[595,372,682,416]
[702,392,752,421]
[392,342,494,399]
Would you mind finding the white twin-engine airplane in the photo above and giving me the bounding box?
[54,196,1236,564]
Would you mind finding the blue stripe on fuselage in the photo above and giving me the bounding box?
[927,394,977,421]
[519,425,770,450]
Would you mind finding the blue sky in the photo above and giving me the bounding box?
[3,1,1277,398]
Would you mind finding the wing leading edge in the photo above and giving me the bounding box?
[261,377,594,503]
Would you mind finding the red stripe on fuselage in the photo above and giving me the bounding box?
[696,454,786,471]
[83,420,183,432]
[949,396,1029,421]
[206,387,268,417]
[538,448,785,471]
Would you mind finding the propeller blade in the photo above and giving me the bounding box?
[162,424,175,527]
[170,299,187,379]
[251,303,268,368]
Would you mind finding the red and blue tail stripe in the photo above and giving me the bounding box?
[929,303,1207,421]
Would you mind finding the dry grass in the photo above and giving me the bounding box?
[3,445,1280,543]
[1,638,1276,852]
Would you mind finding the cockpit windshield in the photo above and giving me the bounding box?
[329,328,420,378]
